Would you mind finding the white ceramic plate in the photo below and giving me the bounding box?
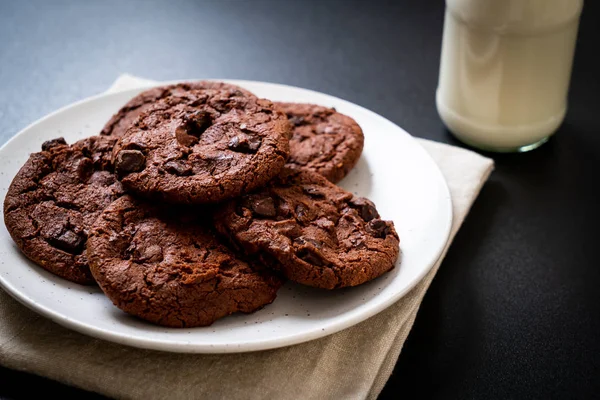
[0,80,452,353]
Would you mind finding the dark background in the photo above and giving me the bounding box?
[1,0,599,399]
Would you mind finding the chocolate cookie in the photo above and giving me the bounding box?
[86,195,282,327]
[214,167,399,289]
[276,102,364,183]
[113,88,291,204]
[3,136,125,284]
[101,81,255,139]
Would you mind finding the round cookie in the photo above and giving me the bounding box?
[275,102,364,183]
[214,167,399,289]
[3,136,125,284]
[113,88,291,204]
[86,195,282,327]
[101,81,256,139]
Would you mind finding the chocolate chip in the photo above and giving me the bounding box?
[315,218,334,231]
[108,232,131,255]
[189,94,209,107]
[164,160,192,176]
[294,237,306,246]
[137,244,163,262]
[228,136,241,149]
[121,142,145,152]
[367,219,390,238]
[250,195,276,217]
[349,197,379,222]
[48,229,84,254]
[211,98,232,112]
[75,158,94,182]
[349,235,367,250]
[175,111,212,146]
[245,137,261,151]
[92,151,111,170]
[41,137,67,151]
[228,135,262,153]
[302,185,325,198]
[231,90,245,97]
[288,116,305,126]
[175,124,198,147]
[295,203,309,219]
[272,220,301,238]
[190,110,212,130]
[115,150,146,174]
[296,248,324,266]
[294,236,322,249]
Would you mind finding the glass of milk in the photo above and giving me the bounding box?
[436,0,583,152]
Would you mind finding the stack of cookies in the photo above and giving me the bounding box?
[3,82,400,328]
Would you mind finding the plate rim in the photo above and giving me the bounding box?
[0,79,453,353]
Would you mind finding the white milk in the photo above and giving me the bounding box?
[436,0,583,152]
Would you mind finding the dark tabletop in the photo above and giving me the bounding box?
[1,0,599,399]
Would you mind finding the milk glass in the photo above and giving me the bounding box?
[436,0,583,152]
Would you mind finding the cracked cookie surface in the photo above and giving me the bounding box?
[101,81,255,139]
[276,102,364,183]
[114,89,291,204]
[86,195,283,327]
[3,136,125,284]
[214,167,399,289]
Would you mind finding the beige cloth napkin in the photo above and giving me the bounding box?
[0,75,494,400]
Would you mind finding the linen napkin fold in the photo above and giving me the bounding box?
[0,75,494,400]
